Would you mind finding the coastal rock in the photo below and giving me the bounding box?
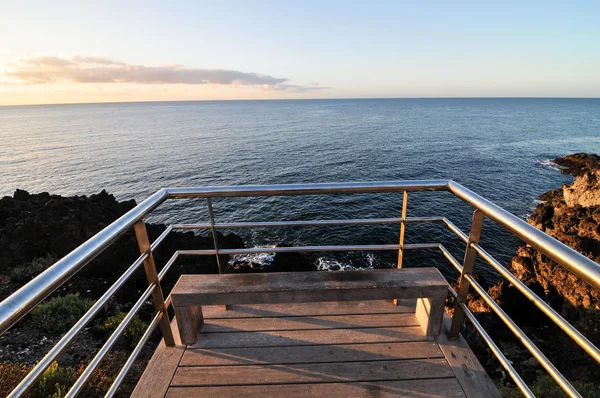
[509,153,600,309]
[0,190,316,301]
[553,153,600,176]
[562,169,600,208]
[458,153,600,386]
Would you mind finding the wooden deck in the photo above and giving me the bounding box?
[133,300,499,398]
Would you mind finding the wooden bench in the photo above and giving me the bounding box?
[170,268,449,345]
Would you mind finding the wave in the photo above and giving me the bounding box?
[228,251,275,270]
[316,253,378,271]
[536,159,564,172]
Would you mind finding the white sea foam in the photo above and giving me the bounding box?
[316,258,359,271]
[536,159,564,172]
[228,251,275,269]
[316,253,378,271]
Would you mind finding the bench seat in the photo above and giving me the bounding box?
[171,268,449,344]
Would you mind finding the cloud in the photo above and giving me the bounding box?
[3,55,327,92]
[263,83,330,93]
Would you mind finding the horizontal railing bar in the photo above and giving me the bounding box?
[448,287,534,397]
[438,244,463,273]
[165,180,450,198]
[7,252,149,398]
[66,282,157,397]
[105,311,162,398]
[465,274,580,397]
[472,242,600,364]
[149,225,173,252]
[442,217,469,243]
[171,223,210,230]
[449,180,600,292]
[158,251,180,281]
[0,189,168,336]
[172,216,444,230]
[176,243,440,256]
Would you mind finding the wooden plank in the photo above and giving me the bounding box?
[166,378,466,397]
[202,313,419,333]
[190,326,431,349]
[174,305,205,345]
[181,341,444,366]
[202,300,416,319]
[171,358,455,386]
[132,320,184,398]
[435,315,501,398]
[171,269,449,306]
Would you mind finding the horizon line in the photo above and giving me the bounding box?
[1,96,599,108]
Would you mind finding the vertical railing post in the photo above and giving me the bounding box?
[207,198,224,274]
[394,191,408,306]
[133,221,175,346]
[396,191,409,268]
[449,209,485,337]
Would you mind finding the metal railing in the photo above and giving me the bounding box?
[0,180,599,397]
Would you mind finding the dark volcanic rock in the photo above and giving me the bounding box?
[554,153,600,177]
[0,189,255,301]
[0,190,136,271]
[0,189,316,299]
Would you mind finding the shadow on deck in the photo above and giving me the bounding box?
[133,300,499,398]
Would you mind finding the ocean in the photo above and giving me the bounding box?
[1,98,599,283]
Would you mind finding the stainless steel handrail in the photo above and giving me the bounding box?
[164,180,450,198]
[0,179,598,398]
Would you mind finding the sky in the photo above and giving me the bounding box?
[1,0,599,105]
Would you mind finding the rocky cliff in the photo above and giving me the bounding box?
[463,153,600,390]
[509,153,600,309]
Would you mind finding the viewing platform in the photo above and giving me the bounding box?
[1,180,599,397]
[135,299,497,398]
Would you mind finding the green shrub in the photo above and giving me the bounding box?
[101,312,148,346]
[32,294,94,334]
[10,254,57,283]
[33,361,76,398]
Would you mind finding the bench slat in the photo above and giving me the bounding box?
[172,269,448,306]
[201,313,419,333]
